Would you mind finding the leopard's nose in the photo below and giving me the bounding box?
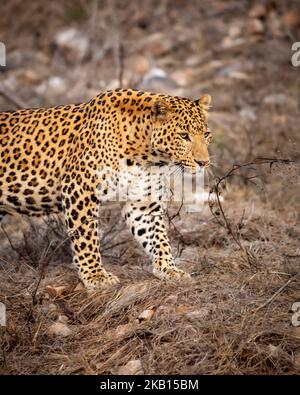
[195,160,209,167]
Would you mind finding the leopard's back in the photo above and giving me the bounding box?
[0,103,86,216]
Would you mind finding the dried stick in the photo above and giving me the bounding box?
[209,157,295,268]
[255,272,300,312]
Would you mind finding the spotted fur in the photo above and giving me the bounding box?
[0,89,212,289]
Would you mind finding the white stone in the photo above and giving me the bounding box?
[47,322,72,337]
[263,94,287,106]
[239,107,257,121]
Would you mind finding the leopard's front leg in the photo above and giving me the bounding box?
[122,201,190,281]
[61,183,119,290]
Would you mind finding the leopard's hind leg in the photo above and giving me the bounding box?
[61,180,119,290]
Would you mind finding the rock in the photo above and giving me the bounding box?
[263,94,287,106]
[239,107,257,121]
[268,11,283,38]
[102,323,132,340]
[218,62,249,80]
[142,67,166,84]
[34,51,51,65]
[45,285,69,297]
[57,314,69,324]
[114,323,134,338]
[221,22,245,49]
[47,322,72,337]
[226,71,249,80]
[117,359,144,375]
[142,32,173,56]
[106,79,122,90]
[294,352,300,368]
[228,23,243,38]
[36,76,67,96]
[47,77,67,95]
[185,55,201,67]
[55,28,89,62]
[1,74,18,92]
[247,18,265,36]
[249,4,266,19]
[268,344,280,358]
[137,306,156,323]
[170,69,194,87]
[21,70,42,85]
[185,308,210,321]
[130,55,151,76]
[140,67,178,92]
[221,36,246,49]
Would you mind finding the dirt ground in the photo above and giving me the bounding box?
[0,0,300,374]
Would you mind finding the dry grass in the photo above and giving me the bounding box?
[1,194,300,375]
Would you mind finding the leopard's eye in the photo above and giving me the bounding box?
[181,133,191,141]
[204,131,211,139]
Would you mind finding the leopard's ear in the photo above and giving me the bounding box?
[195,94,212,110]
[152,100,170,121]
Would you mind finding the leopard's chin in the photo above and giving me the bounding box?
[174,161,197,173]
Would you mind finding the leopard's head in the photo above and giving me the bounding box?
[151,94,212,173]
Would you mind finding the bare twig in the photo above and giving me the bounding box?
[255,272,300,312]
[209,157,295,268]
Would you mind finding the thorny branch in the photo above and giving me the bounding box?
[208,157,296,269]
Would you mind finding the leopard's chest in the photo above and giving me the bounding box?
[96,164,168,204]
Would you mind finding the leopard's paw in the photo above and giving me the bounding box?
[153,266,191,282]
[83,272,120,290]
[99,272,120,288]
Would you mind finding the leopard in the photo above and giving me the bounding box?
[0,88,212,289]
